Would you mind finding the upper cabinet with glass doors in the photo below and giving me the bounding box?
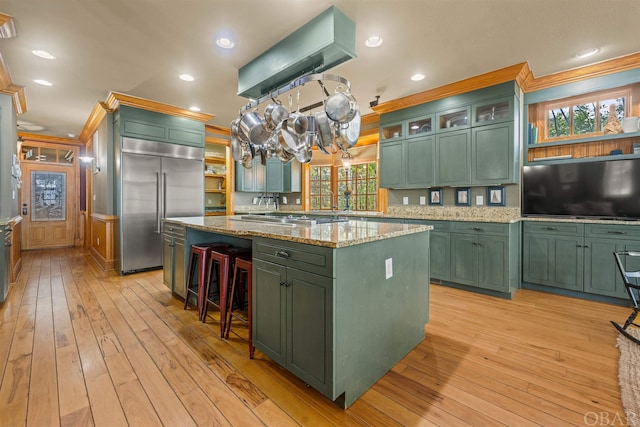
[407,114,435,138]
[436,106,471,133]
[472,97,513,126]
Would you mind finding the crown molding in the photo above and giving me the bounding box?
[0,46,27,114]
[78,101,112,144]
[521,51,640,93]
[205,124,231,136]
[18,131,84,146]
[371,62,529,115]
[361,112,379,126]
[105,91,214,123]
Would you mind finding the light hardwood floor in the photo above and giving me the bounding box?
[0,248,630,426]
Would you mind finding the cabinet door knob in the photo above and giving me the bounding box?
[275,250,290,258]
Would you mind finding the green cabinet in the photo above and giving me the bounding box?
[429,221,451,281]
[379,136,435,188]
[237,158,301,193]
[252,231,430,408]
[162,223,187,297]
[235,158,266,192]
[522,221,638,299]
[116,105,205,147]
[253,258,333,392]
[450,222,510,292]
[472,122,515,185]
[379,83,519,188]
[435,130,471,186]
[430,221,519,296]
[522,222,584,291]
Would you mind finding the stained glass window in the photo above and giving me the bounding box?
[31,171,66,221]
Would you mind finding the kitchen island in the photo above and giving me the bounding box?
[163,215,431,408]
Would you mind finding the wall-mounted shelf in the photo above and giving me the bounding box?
[526,131,640,164]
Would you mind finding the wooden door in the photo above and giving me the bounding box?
[21,162,76,249]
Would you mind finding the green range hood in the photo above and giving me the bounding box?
[237,6,357,99]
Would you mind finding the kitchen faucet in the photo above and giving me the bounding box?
[328,190,337,213]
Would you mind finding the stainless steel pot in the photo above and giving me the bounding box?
[314,111,337,154]
[231,135,243,161]
[324,87,358,123]
[264,102,289,130]
[343,108,361,147]
[239,111,270,146]
[275,121,301,153]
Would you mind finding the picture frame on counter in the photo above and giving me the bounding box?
[455,187,471,206]
[487,186,505,206]
[429,188,442,205]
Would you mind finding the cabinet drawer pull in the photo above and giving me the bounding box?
[472,227,482,231]
[543,227,557,231]
[280,281,290,287]
[275,250,290,258]
[607,230,627,235]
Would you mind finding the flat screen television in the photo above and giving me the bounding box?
[522,158,640,220]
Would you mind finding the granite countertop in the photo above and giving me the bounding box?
[164,215,432,249]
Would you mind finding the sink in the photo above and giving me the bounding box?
[234,214,349,226]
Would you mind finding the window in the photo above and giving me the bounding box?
[543,87,630,140]
[310,161,378,211]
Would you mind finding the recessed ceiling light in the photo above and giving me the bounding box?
[179,74,194,82]
[365,36,383,48]
[68,133,76,138]
[574,48,600,59]
[33,79,53,86]
[216,37,234,49]
[32,49,55,59]
[189,106,201,112]
[411,73,425,81]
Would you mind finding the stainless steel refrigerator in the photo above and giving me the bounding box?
[119,137,203,274]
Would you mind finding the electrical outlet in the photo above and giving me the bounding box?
[402,197,409,205]
[385,258,393,279]
[296,198,301,204]
[476,195,484,205]
[283,196,288,204]
[419,196,426,205]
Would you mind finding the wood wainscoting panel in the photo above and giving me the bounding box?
[9,217,22,283]
[90,213,118,271]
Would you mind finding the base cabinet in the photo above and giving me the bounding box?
[522,222,637,299]
[430,221,520,296]
[162,224,186,297]
[253,258,333,392]
[252,232,429,408]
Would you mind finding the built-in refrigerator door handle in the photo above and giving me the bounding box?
[163,172,167,220]
[156,172,161,234]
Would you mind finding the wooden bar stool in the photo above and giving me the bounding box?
[224,253,254,358]
[183,243,229,320]
[202,246,250,337]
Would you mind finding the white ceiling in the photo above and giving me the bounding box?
[1,0,640,139]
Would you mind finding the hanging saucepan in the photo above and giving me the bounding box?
[239,110,270,146]
[275,141,295,163]
[314,110,338,154]
[324,86,358,123]
[294,143,313,164]
[286,91,308,135]
[258,144,267,166]
[240,143,253,169]
[231,135,243,161]
[333,121,349,151]
[343,108,361,148]
[275,120,300,153]
[264,101,289,130]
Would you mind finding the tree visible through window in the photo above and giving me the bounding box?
[545,88,629,140]
[310,162,377,211]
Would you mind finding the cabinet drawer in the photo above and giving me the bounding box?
[450,221,507,236]
[585,223,640,239]
[253,237,334,278]
[523,221,583,236]
[162,223,185,238]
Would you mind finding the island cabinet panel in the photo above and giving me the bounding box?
[162,223,186,297]
[430,225,451,281]
[252,231,430,408]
